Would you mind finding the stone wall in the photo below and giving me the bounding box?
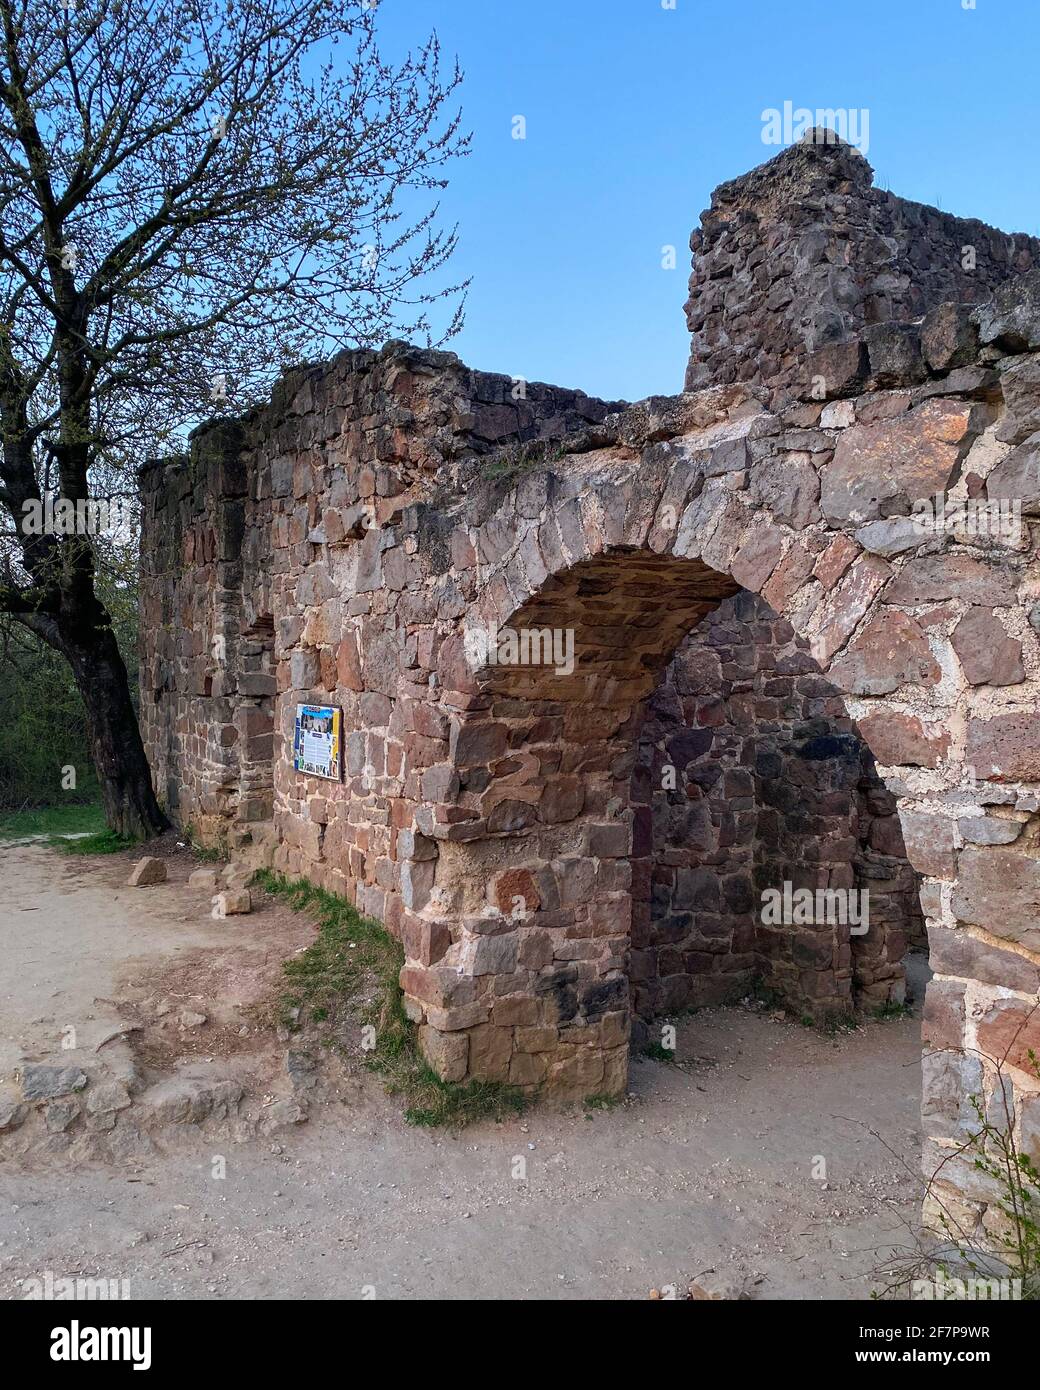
[140,350,618,853]
[142,355,920,1033]
[139,419,275,844]
[633,589,921,1033]
[374,293,1040,1155]
[683,131,1040,402]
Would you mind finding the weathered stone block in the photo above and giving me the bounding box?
[807,554,890,665]
[951,608,1024,686]
[858,711,950,769]
[921,1050,985,1140]
[976,995,1040,1074]
[921,301,981,373]
[584,823,630,859]
[973,268,1040,352]
[898,811,958,879]
[821,399,973,526]
[885,554,1016,607]
[488,868,541,917]
[967,714,1040,783]
[128,857,167,887]
[418,1025,469,1083]
[212,889,252,917]
[802,339,868,399]
[470,932,519,976]
[952,848,1040,952]
[467,1024,513,1081]
[828,610,939,695]
[994,360,1040,445]
[18,1065,88,1102]
[863,321,927,386]
[927,925,1040,995]
[985,431,1040,514]
[402,915,451,967]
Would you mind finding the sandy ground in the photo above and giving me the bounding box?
[0,840,929,1301]
[0,838,312,1081]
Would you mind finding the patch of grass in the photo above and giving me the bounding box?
[869,999,912,1021]
[482,441,566,485]
[52,829,136,855]
[400,1073,526,1129]
[799,1008,858,1035]
[584,1092,624,1112]
[256,869,526,1129]
[178,823,223,861]
[0,800,106,839]
[642,1041,677,1064]
[191,842,222,863]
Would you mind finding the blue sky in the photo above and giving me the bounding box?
[374,0,1040,403]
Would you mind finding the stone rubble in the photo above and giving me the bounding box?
[127,856,168,887]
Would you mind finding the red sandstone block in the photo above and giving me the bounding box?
[976,996,1040,1074]
[402,915,451,967]
[967,714,1040,783]
[898,811,957,879]
[584,823,630,859]
[857,711,950,769]
[509,1052,548,1086]
[813,534,859,589]
[922,977,968,1051]
[952,847,1040,952]
[491,997,543,1027]
[927,925,1040,994]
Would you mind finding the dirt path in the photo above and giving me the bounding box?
[0,841,927,1300]
[0,839,243,1075]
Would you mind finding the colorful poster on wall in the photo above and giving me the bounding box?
[293,704,342,781]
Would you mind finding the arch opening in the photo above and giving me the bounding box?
[412,549,925,1098]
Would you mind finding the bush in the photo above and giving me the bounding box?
[0,568,138,811]
[0,633,100,808]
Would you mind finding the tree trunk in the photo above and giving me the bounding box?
[60,619,169,839]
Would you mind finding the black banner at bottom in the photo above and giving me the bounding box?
[3,1296,1026,1376]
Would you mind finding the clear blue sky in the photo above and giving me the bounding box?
[374,0,1040,403]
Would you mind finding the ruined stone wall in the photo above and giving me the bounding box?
[139,419,275,843]
[684,133,1040,402]
[385,285,1040,1226]
[263,350,623,937]
[139,141,1040,1235]
[140,347,620,859]
[141,356,918,1031]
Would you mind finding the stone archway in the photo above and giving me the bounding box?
[398,374,1039,1116]
[409,546,917,1096]
[410,547,740,1095]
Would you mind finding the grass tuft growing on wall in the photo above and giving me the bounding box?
[255,869,526,1129]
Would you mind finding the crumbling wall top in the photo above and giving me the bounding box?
[684,129,1040,402]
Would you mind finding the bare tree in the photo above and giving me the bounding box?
[0,0,467,835]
